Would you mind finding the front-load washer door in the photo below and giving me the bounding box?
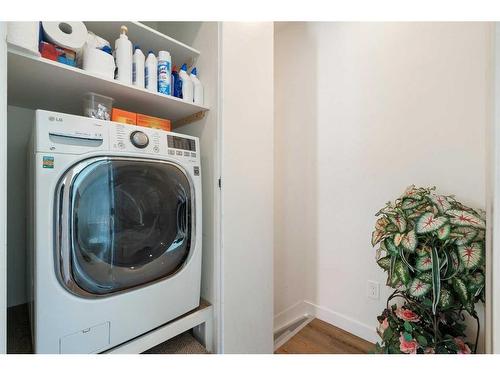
[55,157,195,297]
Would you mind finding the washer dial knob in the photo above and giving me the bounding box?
[130,131,149,148]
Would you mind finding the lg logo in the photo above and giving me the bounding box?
[48,116,63,122]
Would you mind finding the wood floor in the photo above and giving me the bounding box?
[275,319,375,354]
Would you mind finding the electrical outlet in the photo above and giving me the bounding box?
[367,280,380,300]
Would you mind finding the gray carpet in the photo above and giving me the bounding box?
[7,304,207,354]
[143,332,208,354]
[7,304,32,354]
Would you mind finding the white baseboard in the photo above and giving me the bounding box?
[274,315,314,351]
[274,300,315,332]
[274,300,380,344]
[304,301,379,344]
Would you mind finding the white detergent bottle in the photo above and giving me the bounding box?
[157,50,172,95]
[179,64,193,102]
[133,45,145,89]
[145,51,158,92]
[115,25,133,84]
[190,67,204,105]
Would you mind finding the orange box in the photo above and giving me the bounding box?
[112,108,137,125]
[136,113,171,131]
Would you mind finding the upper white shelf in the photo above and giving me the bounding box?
[7,48,208,123]
[84,22,200,67]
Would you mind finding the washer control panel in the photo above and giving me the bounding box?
[130,131,149,148]
[109,123,199,162]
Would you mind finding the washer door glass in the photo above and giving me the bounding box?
[69,158,193,295]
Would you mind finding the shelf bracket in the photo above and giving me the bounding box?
[173,110,207,128]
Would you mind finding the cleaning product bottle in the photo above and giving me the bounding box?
[171,65,182,98]
[114,25,133,84]
[190,67,204,105]
[145,51,158,92]
[179,64,193,102]
[132,45,145,89]
[171,65,176,96]
[157,50,172,95]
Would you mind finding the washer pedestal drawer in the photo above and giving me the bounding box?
[59,322,111,354]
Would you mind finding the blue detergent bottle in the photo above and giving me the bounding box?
[171,65,183,98]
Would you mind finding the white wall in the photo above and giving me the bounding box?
[220,22,274,353]
[156,21,221,351]
[6,106,34,308]
[274,22,317,327]
[490,22,500,354]
[274,22,491,350]
[1,21,8,353]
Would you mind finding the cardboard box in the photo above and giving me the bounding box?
[136,113,171,131]
[112,108,137,125]
[39,41,76,67]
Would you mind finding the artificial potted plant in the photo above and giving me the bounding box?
[371,186,485,354]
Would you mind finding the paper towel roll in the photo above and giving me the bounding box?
[7,22,40,56]
[42,21,87,51]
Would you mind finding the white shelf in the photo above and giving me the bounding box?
[104,300,213,354]
[84,21,200,67]
[7,48,208,123]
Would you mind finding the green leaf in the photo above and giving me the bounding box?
[437,224,451,240]
[475,229,485,242]
[464,302,475,314]
[376,255,392,271]
[384,238,398,256]
[402,198,420,210]
[389,273,399,288]
[372,230,385,247]
[416,212,448,234]
[468,271,485,287]
[395,260,411,286]
[399,247,415,273]
[388,256,398,287]
[447,249,463,274]
[440,248,449,275]
[407,209,426,220]
[403,332,412,341]
[457,242,484,270]
[385,224,398,233]
[418,272,432,283]
[409,278,432,298]
[448,210,485,229]
[431,247,441,315]
[403,321,413,332]
[394,233,404,247]
[375,217,389,231]
[452,277,470,305]
[450,226,478,246]
[389,213,407,233]
[383,326,393,341]
[467,272,485,297]
[417,335,428,347]
[415,254,432,271]
[416,246,430,257]
[429,194,452,213]
[438,287,454,309]
[422,298,433,307]
[401,230,417,252]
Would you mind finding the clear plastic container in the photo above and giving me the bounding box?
[83,92,114,121]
